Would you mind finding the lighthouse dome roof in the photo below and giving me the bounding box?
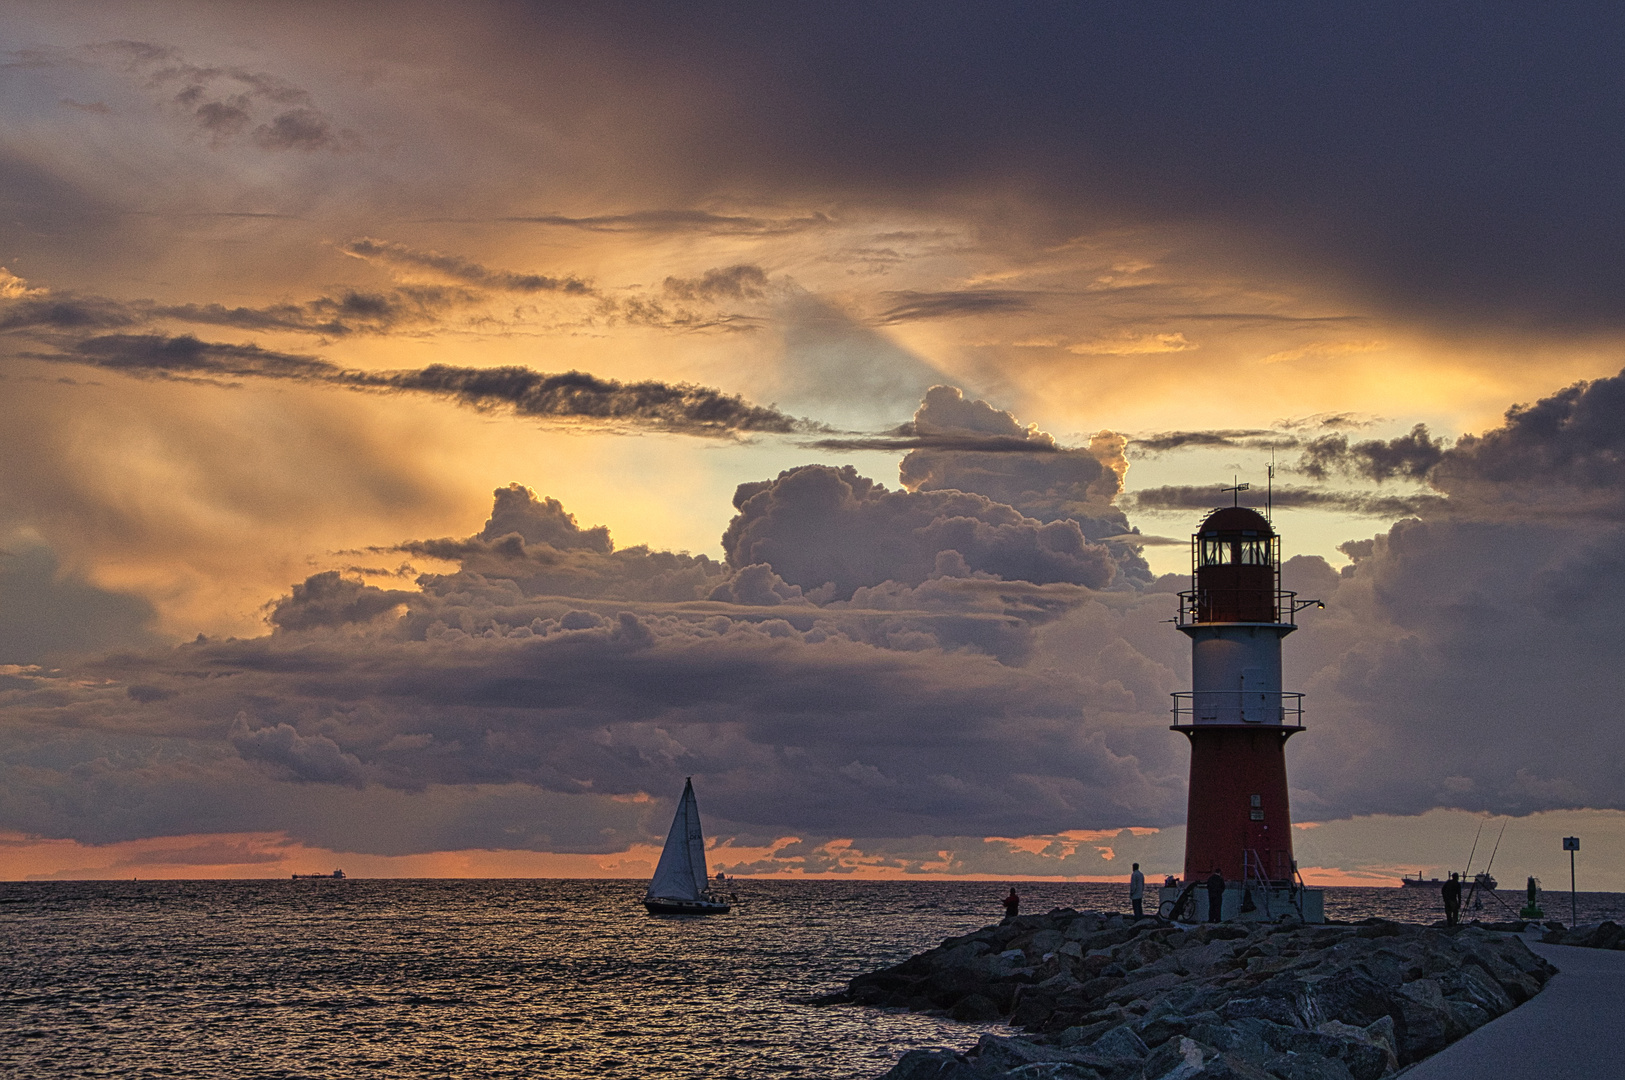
[1197,506,1274,537]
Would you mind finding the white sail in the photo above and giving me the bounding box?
[647,778,709,901]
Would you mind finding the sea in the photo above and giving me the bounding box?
[4,879,1623,1079]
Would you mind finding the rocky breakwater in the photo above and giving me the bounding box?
[1542,920,1625,949]
[816,910,1555,1080]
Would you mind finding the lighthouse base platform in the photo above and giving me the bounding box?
[1159,882,1324,924]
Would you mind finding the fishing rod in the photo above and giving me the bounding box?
[1467,818,1510,911]
[1483,819,1508,879]
[1463,820,1485,879]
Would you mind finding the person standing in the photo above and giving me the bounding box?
[1129,863,1145,917]
[1002,887,1020,921]
[1442,872,1462,926]
[1206,867,1226,922]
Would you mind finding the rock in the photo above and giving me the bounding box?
[1393,977,1452,1060]
[1141,1036,1218,1080]
[1030,929,1067,955]
[952,994,1005,1023]
[1186,1052,1277,1079]
[1078,975,1126,1001]
[1267,1055,1354,1080]
[880,1048,983,1080]
[1544,920,1625,950]
[834,908,1556,1079]
[1090,1023,1149,1060]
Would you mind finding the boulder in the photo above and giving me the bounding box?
[952,994,1005,1023]
[879,1048,983,1080]
[829,907,1555,1080]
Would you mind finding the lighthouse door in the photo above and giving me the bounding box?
[1240,667,1267,723]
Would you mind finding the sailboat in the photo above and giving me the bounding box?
[643,778,731,915]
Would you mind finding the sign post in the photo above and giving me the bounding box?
[1563,836,1580,926]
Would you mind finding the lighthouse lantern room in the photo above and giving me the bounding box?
[1161,503,1324,922]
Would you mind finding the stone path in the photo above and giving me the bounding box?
[1404,940,1625,1078]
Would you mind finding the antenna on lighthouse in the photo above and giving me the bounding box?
[1267,450,1275,523]
[1221,477,1250,507]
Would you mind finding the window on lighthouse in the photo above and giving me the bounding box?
[1198,538,1274,566]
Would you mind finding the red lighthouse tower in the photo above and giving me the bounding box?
[1167,504,1323,921]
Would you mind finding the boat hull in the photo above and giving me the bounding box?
[643,897,731,915]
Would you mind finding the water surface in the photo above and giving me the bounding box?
[4,879,1622,1078]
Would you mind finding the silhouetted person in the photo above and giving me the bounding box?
[1206,868,1226,922]
[1002,887,1020,920]
[1129,863,1145,917]
[1442,872,1462,926]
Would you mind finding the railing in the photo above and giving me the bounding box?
[1177,589,1301,626]
[1242,849,1307,919]
[1172,690,1304,727]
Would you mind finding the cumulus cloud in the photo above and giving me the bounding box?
[12,373,1625,865]
[896,386,1134,536]
[721,464,1121,600]
[231,714,367,786]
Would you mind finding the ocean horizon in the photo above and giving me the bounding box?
[6,878,1622,1078]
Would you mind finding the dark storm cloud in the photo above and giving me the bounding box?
[874,290,1038,324]
[31,334,814,437]
[341,238,594,295]
[1433,371,1625,500]
[1126,485,1441,518]
[1296,424,1448,483]
[480,3,1625,332]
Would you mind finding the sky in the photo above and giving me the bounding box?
[3,2,1625,890]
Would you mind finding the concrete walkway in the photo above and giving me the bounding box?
[1403,940,1625,1078]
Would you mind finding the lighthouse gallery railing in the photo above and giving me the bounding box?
[1171,690,1305,727]
[1176,588,1303,627]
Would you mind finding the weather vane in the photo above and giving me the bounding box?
[1221,477,1250,506]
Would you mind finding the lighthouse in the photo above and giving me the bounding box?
[1162,503,1324,922]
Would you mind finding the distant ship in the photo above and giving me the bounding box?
[1399,871,1496,890]
[1400,873,1445,888]
[292,870,346,880]
[643,778,731,915]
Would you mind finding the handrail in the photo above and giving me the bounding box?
[1171,691,1304,727]
[1177,589,1300,627]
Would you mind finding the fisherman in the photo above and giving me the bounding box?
[1442,872,1462,926]
[1002,887,1020,921]
[1206,867,1226,922]
[1129,863,1146,917]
